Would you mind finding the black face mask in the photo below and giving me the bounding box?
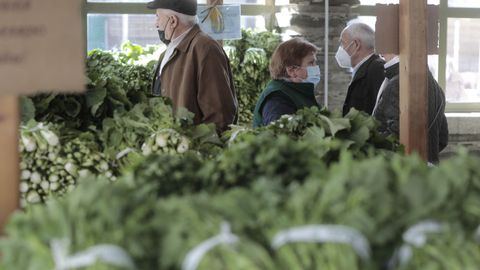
[157,17,171,45]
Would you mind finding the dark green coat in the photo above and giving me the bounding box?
[253,80,319,127]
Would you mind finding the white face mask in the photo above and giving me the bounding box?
[303,65,321,86]
[335,41,354,68]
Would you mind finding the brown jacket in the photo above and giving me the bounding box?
[152,24,238,132]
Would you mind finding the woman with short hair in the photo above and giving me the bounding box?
[253,38,321,127]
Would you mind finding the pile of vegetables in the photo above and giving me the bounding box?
[391,223,480,269]
[8,38,480,269]
[20,39,399,204]
[23,49,153,130]
[225,29,282,124]
[224,106,399,153]
[19,121,112,205]
[17,30,281,203]
[3,149,480,269]
[19,97,221,204]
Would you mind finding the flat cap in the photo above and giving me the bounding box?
[147,0,197,16]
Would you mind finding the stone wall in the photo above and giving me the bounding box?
[287,0,360,112]
[440,116,480,159]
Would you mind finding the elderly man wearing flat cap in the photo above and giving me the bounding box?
[148,0,238,133]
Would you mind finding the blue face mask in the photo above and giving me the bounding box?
[303,65,321,86]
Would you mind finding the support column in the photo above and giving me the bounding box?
[0,96,20,234]
[399,0,428,160]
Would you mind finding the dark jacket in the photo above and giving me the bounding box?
[261,92,297,126]
[373,63,449,163]
[253,80,319,127]
[152,24,238,133]
[343,54,385,116]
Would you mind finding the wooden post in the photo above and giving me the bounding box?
[399,0,428,160]
[0,96,20,234]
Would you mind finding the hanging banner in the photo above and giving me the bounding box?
[198,4,241,40]
[0,0,85,94]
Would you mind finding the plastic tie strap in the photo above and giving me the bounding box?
[402,220,444,247]
[182,222,239,270]
[116,147,134,160]
[26,122,48,133]
[388,220,444,268]
[475,225,480,242]
[271,224,371,261]
[227,127,248,147]
[51,239,136,270]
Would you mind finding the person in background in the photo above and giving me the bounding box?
[253,38,321,127]
[373,54,449,163]
[336,22,385,116]
[148,0,238,133]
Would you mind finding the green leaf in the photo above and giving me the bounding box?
[122,118,152,129]
[108,130,123,147]
[20,96,36,123]
[192,124,223,145]
[64,98,82,118]
[109,85,132,109]
[34,93,57,113]
[318,115,350,136]
[86,87,107,116]
[176,107,194,121]
[303,126,326,139]
[349,126,370,146]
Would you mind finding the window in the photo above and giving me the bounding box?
[446,18,480,103]
[87,14,157,51]
[448,0,480,8]
[355,0,480,111]
[86,1,285,51]
[360,0,439,4]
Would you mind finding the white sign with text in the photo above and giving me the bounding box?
[0,0,85,94]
